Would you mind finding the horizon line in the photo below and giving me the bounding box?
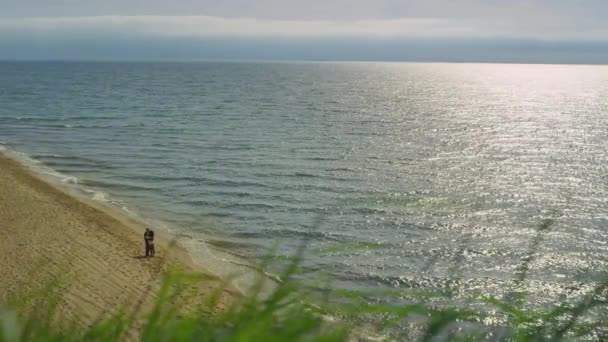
[1,58,607,67]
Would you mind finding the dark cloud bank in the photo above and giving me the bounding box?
[1,36,608,64]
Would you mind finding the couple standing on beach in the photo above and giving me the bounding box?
[144,228,155,257]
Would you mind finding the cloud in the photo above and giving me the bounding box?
[1,15,607,42]
[2,1,608,62]
[2,1,608,23]
[0,16,471,39]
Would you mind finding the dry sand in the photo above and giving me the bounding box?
[0,152,235,329]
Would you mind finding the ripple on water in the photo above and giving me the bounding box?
[2,62,608,304]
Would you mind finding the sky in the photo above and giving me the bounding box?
[1,0,607,63]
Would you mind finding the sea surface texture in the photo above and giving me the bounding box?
[2,61,608,303]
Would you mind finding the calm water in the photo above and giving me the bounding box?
[2,61,608,302]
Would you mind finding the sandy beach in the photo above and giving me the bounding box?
[0,152,235,329]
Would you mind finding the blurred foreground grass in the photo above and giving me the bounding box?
[3,218,608,341]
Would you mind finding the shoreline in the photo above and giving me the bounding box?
[0,151,238,328]
[0,145,278,297]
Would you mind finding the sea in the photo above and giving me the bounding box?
[2,61,608,304]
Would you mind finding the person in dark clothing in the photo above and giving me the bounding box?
[144,228,155,257]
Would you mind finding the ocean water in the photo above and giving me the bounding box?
[2,61,608,303]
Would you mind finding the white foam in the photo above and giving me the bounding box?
[91,191,110,202]
[61,176,79,184]
[2,146,102,205]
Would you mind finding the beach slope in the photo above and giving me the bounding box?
[0,153,233,327]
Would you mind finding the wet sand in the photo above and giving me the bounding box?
[0,152,235,329]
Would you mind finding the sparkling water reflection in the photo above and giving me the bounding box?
[1,62,608,303]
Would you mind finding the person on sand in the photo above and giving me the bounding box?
[144,228,155,257]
